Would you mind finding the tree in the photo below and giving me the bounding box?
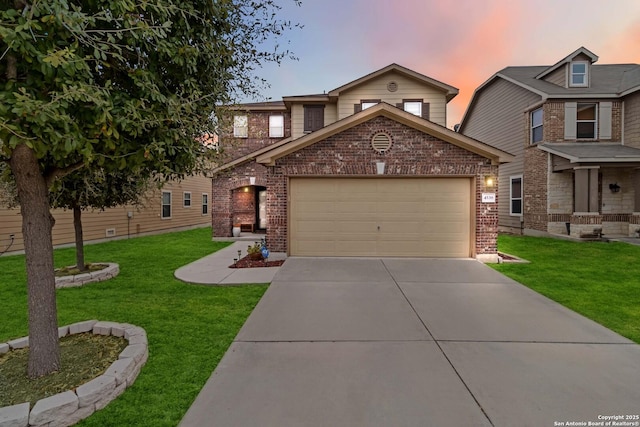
[0,0,300,378]
[50,167,153,271]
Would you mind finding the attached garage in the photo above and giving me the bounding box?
[290,177,472,257]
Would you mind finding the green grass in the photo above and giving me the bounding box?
[0,228,267,427]
[493,234,640,343]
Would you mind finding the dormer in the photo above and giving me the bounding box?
[535,47,598,88]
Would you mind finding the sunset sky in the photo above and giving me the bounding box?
[247,0,640,128]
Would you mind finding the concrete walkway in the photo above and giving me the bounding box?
[179,257,640,426]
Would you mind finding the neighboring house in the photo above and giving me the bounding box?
[459,47,640,238]
[212,64,513,261]
[0,175,211,255]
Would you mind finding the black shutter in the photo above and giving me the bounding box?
[354,104,362,113]
[396,103,403,109]
[422,103,430,120]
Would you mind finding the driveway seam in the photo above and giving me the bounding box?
[380,259,495,427]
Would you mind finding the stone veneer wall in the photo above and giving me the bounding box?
[265,116,499,257]
[0,320,148,427]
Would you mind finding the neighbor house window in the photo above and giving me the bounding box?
[570,61,588,87]
[183,192,191,208]
[202,193,209,215]
[531,108,543,144]
[161,191,172,219]
[269,115,284,137]
[304,105,324,133]
[233,115,248,138]
[510,176,522,216]
[403,101,422,117]
[576,103,597,139]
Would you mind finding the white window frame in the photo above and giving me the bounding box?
[403,101,422,117]
[269,115,284,138]
[202,193,209,215]
[183,191,191,208]
[361,101,378,110]
[233,115,248,138]
[576,103,597,139]
[161,191,172,219]
[530,108,543,144]
[570,61,588,87]
[510,176,523,216]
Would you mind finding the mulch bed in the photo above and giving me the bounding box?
[229,255,285,269]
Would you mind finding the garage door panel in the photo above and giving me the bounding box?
[290,178,471,257]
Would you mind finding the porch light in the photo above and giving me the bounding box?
[609,183,621,193]
[244,187,249,192]
[484,176,496,188]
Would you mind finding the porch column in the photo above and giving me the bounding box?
[574,167,599,213]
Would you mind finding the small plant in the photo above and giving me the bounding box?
[247,242,263,260]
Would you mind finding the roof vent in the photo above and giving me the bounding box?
[371,132,393,153]
[387,81,398,92]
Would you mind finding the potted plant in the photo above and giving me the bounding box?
[247,242,263,260]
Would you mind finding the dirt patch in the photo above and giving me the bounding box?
[229,255,285,269]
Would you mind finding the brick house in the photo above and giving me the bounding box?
[459,47,640,238]
[212,64,513,261]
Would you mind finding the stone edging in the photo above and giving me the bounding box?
[0,320,148,427]
[55,264,119,289]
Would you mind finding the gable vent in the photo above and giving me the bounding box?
[387,81,398,92]
[371,132,393,153]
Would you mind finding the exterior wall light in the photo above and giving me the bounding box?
[609,183,621,193]
[244,187,249,193]
[485,176,496,188]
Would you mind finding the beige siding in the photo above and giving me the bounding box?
[290,103,339,140]
[335,71,448,126]
[461,78,540,230]
[0,174,211,255]
[624,91,640,149]
[544,65,567,87]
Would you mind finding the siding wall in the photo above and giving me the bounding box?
[335,72,448,126]
[624,91,640,149]
[0,174,211,255]
[461,78,540,231]
[544,65,566,87]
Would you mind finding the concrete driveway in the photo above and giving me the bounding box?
[179,258,640,427]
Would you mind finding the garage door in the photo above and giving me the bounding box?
[289,178,471,257]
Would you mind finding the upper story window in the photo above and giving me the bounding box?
[570,61,588,87]
[576,103,597,139]
[304,105,324,133]
[361,100,379,110]
[233,115,248,138]
[531,108,543,144]
[269,115,284,138]
[403,101,422,117]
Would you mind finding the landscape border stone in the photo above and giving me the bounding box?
[54,263,119,289]
[0,320,148,427]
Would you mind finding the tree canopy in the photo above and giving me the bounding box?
[0,0,300,377]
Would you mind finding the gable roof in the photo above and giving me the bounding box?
[535,46,598,80]
[327,63,459,102]
[538,142,640,164]
[256,103,513,166]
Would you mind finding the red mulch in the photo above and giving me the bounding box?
[229,255,285,269]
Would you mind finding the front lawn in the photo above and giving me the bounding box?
[0,227,267,427]
[493,234,640,343]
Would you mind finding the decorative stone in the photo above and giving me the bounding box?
[7,337,28,350]
[119,344,147,364]
[0,402,29,427]
[29,391,78,426]
[109,324,126,338]
[103,358,136,386]
[55,263,119,288]
[47,404,94,427]
[123,326,145,340]
[0,343,9,354]
[94,382,126,411]
[57,326,69,338]
[127,334,147,345]
[76,376,116,407]
[92,321,120,336]
[68,320,97,335]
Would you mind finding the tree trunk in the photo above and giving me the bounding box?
[73,206,86,271]
[9,144,61,378]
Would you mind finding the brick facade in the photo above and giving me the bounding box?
[523,145,548,232]
[219,110,291,162]
[263,116,499,256]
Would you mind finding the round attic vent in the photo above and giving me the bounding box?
[371,132,393,153]
[387,81,398,92]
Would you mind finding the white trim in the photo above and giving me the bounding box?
[201,193,209,216]
[183,191,192,208]
[569,61,589,87]
[510,175,523,216]
[530,107,543,144]
[161,191,172,219]
[269,114,284,138]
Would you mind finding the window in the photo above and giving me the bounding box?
[570,61,588,87]
[161,191,171,219]
[531,108,543,144]
[354,99,380,113]
[202,193,209,215]
[403,101,422,117]
[361,101,378,110]
[183,192,191,208]
[233,115,248,138]
[304,105,324,133]
[510,176,522,216]
[576,103,597,139]
[269,115,284,138]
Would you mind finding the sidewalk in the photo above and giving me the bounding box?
[174,240,286,285]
